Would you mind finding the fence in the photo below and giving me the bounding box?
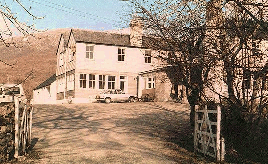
[14,97,33,158]
[194,104,225,161]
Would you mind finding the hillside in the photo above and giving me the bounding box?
[0,29,71,99]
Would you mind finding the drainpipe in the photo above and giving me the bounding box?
[136,76,139,97]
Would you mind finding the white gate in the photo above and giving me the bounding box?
[194,104,225,161]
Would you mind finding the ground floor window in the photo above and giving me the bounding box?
[99,75,105,89]
[80,74,86,88]
[89,74,95,89]
[147,77,155,89]
[108,76,116,89]
[120,76,126,92]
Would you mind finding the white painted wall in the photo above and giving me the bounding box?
[33,81,57,104]
[75,43,154,73]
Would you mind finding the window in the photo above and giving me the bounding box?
[147,77,155,89]
[145,50,151,63]
[86,45,94,59]
[80,74,86,88]
[243,70,251,89]
[120,76,126,92]
[118,48,125,61]
[108,76,116,89]
[89,74,95,89]
[99,75,105,89]
[264,75,268,91]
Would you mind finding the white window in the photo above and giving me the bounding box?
[89,74,95,89]
[80,74,87,88]
[108,76,116,89]
[147,77,155,89]
[145,50,151,63]
[243,70,251,89]
[99,75,105,89]
[86,45,94,59]
[118,48,125,61]
[120,76,127,92]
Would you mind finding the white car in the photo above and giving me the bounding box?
[0,84,26,103]
[95,89,137,103]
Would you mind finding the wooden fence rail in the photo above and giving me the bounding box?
[194,104,225,161]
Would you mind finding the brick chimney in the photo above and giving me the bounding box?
[130,16,144,47]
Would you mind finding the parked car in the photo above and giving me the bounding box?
[95,89,137,103]
[0,84,26,104]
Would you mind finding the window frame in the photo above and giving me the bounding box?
[99,75,105,89]
[144,50,152,63]
[108,76,116,89]
[86,44,94,60]
[89,74,96,89]
[79,74,87,88]
[119,76,127,92]
[243,70,251,90]
[118,48,125,62]
[147,77,155,89]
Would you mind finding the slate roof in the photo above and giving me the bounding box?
[34,74,56,90]
[71,29,131,47]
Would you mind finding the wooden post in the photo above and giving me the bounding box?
[194,105,198,153]
[29,106,33,145]
[216,105,221,161]
[22,105,27,154]
[14,97,19,158]
[221,137,225,161]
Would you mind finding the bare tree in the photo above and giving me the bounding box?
[0,0,42,46]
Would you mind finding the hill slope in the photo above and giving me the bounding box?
[0,29,71,99]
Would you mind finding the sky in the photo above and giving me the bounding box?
[7,0,133,31]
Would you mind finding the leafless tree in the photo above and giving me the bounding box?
[0,0,42,46]
[128,1,268,160]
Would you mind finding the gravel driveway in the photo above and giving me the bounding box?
[24,102,210,163]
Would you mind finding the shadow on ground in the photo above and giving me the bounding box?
[26,103,211,163]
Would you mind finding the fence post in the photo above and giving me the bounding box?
[194,105,198,153]
[14,97,19,158]
[221,137,225,161]
[29,106,33,144]
[216,105,221,161]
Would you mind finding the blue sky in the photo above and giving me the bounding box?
[10,0,133,31]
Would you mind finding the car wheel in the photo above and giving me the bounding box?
[129,97,134,102]
[105,98,111,104]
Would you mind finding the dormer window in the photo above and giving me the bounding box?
[118,48,125,61]
[86,45,94,59]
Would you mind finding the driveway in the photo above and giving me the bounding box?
[25,102,209,163]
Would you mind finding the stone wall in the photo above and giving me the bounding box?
[0,103,15,162]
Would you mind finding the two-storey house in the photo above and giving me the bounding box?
[54,18,159,103]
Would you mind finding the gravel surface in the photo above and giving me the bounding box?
[22,102,213,164]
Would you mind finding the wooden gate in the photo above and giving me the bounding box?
[14,97,33,158]
[194,104,225,161]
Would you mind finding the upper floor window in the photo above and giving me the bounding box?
[99,75,105,89]
[145,50,151,63]
[86,45,94,59]
[147,77,155,89]
[118,48,125,61]
[243,70,251,89]
[89,74,95,89]
[108,76,116,89]
[80,74,87,88]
